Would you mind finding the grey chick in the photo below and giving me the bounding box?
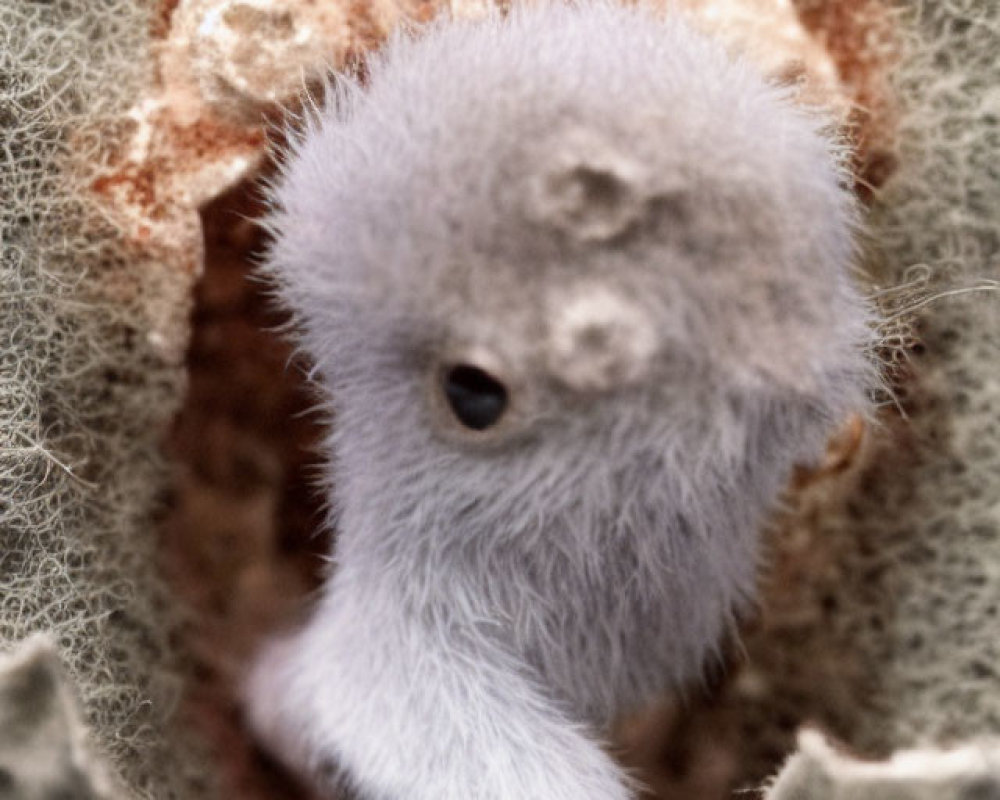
[244,2,876,798]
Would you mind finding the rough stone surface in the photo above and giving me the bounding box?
[0,637,122,800]
[765,731,1000,800]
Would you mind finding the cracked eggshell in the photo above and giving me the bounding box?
[171,0,405,122]
[188,0,339,120]
[674,0,847,116]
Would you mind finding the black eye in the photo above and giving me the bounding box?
[443,365,508,431]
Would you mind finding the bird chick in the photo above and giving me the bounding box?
[245,3,875,798]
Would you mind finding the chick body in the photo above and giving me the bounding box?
[247,4,874,798]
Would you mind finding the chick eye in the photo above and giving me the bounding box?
[443,365,508,431]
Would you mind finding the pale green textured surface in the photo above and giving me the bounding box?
[871,0,1000,286]
[1,2,209,797]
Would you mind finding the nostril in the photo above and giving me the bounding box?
[443,365,508,431]
[547,285,657,393]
